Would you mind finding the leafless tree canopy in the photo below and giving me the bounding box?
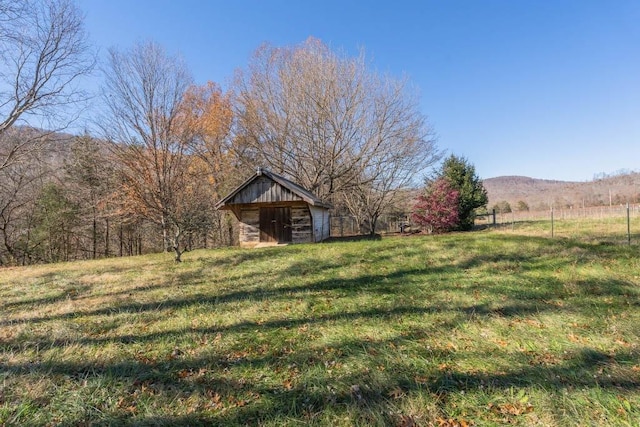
[0,0,94,170]
[101,41,214,262]
[101,42,192,148]
[234,37,439,212]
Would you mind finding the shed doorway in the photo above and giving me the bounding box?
[259,207,292,243]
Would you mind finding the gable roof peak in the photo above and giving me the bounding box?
[215,167,332,210]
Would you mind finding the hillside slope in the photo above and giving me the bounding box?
[484,173,640,210]
[1,235,639,425]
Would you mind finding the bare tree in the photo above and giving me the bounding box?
[341,77,440,234]
[101,41,215,262]
[0,0,94,170]
[343,143,439,235]
[234,38,439,213]
[0,159,44,265]
[0,129,57,265]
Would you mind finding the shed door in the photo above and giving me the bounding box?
[259,207,292,243]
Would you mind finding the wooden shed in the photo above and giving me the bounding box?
[216,168,331,247]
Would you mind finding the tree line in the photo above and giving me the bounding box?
[0,0,485,266]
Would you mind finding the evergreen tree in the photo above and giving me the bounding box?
[437,155,488,230]
[32,183,79,263]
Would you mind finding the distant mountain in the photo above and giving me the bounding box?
[483,173,640,211]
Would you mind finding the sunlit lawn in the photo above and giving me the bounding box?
[491,212,640,246]
[1,229,639,426]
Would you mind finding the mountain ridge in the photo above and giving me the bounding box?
[483,173,640,210]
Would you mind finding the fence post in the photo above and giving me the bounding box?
[627,203,631,246]
[492,209,496,226]
[551,207,554,238]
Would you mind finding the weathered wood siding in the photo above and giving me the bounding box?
[229,177,304,205]
[239,208,259,247]
[309,205,330,242]
[239,205,316,245]
[291,206,312,243]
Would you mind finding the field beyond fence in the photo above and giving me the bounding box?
[481,205,640,245]
[331,204,640,245]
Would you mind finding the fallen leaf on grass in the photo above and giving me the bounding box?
[116,397,137,414]
[493,339,508,347]
[488,402,534,416]
[525,319,545,328]
[388,386,405,399]
[414,375,429,384]
[436,417,474,426]
[396,414,417,427]
[178,369,192,379]
[567,333,583,343]
[134,352,156,365]
[206,390,222,404]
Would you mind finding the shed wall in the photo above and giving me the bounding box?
[291,206,312,243]
[239,208,260,247]
[309,205,330,242]
[238,203,316,246]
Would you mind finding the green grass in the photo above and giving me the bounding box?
[492,214,640,246]
[1,229,639,426]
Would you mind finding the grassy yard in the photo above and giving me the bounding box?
[1,230,639,426]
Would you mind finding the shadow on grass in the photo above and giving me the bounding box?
[3,233,640,424]
[323,233,382,243]
[461,302,549,317]
[4,334,638,426]
[2,288,84,310]
[3,246,637,339]
[431,347,640,392]
[0,253,588,328]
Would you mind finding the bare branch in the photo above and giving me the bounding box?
[0,0,94,170]
[101,41,214,262]
[234,38,440,225]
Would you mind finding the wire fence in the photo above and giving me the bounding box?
[330,215,414,237]
[482,204,640,245]
[331,204,640,246]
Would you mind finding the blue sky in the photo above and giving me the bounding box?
[79,0,640,181]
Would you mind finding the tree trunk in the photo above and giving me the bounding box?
[172,224,183,263]
[105,218,110,257]
[92,214,97,259]
[118,224,123,257]
[369,216,379,236]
